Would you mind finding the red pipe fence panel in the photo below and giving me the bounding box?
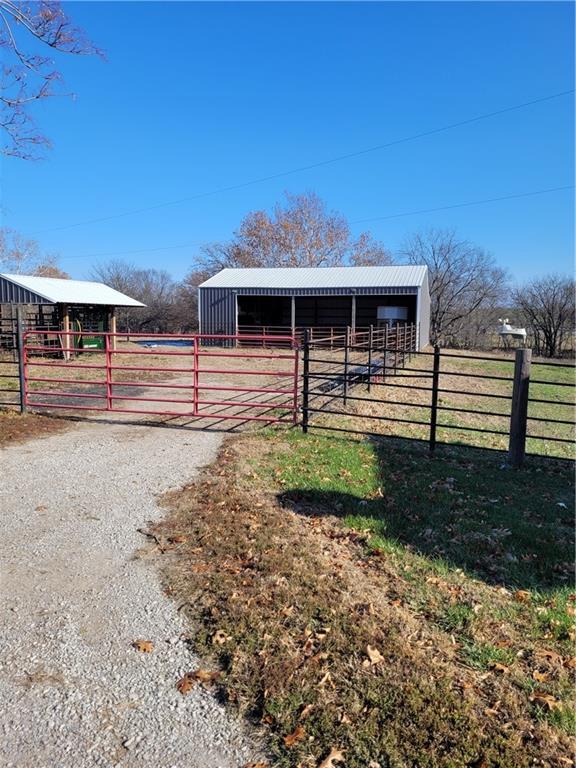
[22,331,299,425]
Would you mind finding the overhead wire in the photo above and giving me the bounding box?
[61,183,574,262]
[33,88,574,236]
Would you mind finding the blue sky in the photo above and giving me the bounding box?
[1,1,574,282]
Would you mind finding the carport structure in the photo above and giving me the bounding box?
[198,265,431,350]
[0,273,144,355]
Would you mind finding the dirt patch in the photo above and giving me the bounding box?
[0,409,71,447]
[152,434,575,768]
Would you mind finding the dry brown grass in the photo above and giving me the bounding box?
[0,409,71,447]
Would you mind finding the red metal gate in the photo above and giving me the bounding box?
[22,331,299,425]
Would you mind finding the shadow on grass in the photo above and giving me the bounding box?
[277,436,575,592]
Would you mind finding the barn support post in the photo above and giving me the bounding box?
[301,329,310,434]
[508,348,532,468]
[62,303,71,361]
[290,296,296,336]
[108,306,117,350]
[16,306,26,414]
[429,345,441,453]
[351,294,356,341]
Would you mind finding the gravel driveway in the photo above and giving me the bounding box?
[0,418,263,767]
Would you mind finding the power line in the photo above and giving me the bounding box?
[351,185,574,224]
[61,183,573,264]
[59,240,203,261]
[35,88,574,236]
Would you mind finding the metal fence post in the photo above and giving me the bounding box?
[429,345,440,453]
[104,333,112,411]
[367,324,373,393]
[301,329,310,433]
[16,307,26,414]
[343,326,350,406]
[193,334,200,416]
[383,325,388,381]
[508,348,532,467]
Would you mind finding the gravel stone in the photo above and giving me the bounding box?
[0,419,264,767]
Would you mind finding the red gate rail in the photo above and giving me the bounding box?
[23,331,299,425]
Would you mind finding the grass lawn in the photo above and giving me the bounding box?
[153,428,575,768]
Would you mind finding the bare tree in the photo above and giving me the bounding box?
[0,227,67,275]
[513,274,575,358]
[0,0,101,159]
[91,260,177,332]
[402,228,508,346]
[170,269,213,333]
[196,192,392,274]
[350,231,393,267]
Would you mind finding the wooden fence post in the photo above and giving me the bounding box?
[508,348,532,467]
[429,345,440,453]
[16,306,26,415]
[302,329,310,433]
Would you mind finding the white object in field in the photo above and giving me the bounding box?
[497,318,527,340]
[377,306,409,322]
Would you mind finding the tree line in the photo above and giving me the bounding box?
[1,192,573,358]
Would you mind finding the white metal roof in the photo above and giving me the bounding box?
[0,274,145,307]
[199,265,428,290]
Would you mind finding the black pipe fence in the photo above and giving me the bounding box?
[0,315,19,407]
[300,329,575,465]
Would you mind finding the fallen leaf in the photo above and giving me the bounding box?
[176,674,195,695]
[532,670,548,682]
[490,662,510,674]
[132,640,154,653]
[212,629,231,645]
[318,670,334,688]
[177,669,220,695]
[283,725,305,747]
[318,747,345,768]
[536,648,563,665]
[514,590,531,603]
[194,669,221,686]
[35,505,47,512]
[563,656,576,669]
[190,563,211,574]
[529,691,561,711]
[168,534,187,544]
[366,645,384,666]
[242,763,269,768]
[298,704,314,721]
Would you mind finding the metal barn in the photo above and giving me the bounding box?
[198,265,431,349]
[0,273,144,351]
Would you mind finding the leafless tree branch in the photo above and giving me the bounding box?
[0,0,102,159]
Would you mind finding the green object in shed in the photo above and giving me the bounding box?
[81,336,104,350]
